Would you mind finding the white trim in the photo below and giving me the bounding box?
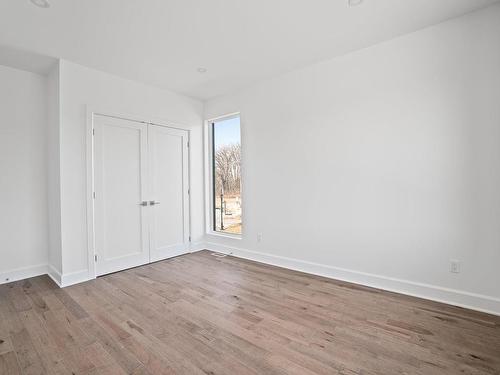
[146,242,191,264]
[151,247,191,263]
[86,106,96,281]
[206,232,242,240]
[86,107,193,282]
[0,264,48,285]
[189,241,207,253]
[88,107,194,133]
[1,264,88,289]
[60,269,90,287]
[48,266,90,288]
[203,119,211,234]
[4,245,500,315]
[203,113,243,238]
[47,265,62,286]
[202,242,500,317]
[206,112,241,123]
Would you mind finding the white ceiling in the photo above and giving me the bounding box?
[0,0,498,100]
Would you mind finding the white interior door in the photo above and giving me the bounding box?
[94,115,150,276]
[148,124,190,262]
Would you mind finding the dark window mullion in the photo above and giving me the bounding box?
[212,122,217,231]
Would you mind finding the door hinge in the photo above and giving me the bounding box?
[187,188,190,195]
[94,254,98,262]
[189,236,191,242]
[92,128,95,136]
[93,191,96,199]
[187,141,189,148]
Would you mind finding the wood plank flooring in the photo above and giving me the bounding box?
[1,250,499,374]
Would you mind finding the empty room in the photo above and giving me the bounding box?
[1,0,500,374]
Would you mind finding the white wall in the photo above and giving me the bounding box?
[58,60,204,279]
[0,65,49,282]
[204,5,500,313]
[47,61,62,276]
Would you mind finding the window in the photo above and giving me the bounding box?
[211,115,242,235]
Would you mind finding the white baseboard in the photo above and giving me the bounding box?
[60,269,90,287]
[190,241,207,253]
[4,244,499,316]
[46,266,90,288]
[203,242,500,317]
[0,264,48,285]
[47,265,62,286]
[1,263,88,288]
[151,245,191,263]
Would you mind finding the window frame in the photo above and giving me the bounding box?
[205,112,242,239]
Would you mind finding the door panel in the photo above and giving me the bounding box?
[94,115,149,276]
[149,125,190,261]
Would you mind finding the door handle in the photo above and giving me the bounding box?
[139,201,148,206]
[150,200,161,206]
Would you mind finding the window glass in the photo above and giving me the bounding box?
[212,116,241,235]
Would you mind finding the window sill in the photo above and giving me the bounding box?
[206,231,242,240]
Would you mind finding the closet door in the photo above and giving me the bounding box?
[148,124,190,262]
[94,115,150,276]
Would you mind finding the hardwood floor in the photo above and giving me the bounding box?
[1,251,499,374]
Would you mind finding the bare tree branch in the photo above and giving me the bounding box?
[215,144,241,195]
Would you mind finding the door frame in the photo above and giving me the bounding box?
[86,107,192,280]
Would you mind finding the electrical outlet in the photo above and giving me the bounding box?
[257,233,263,242]
[450,260,461,274]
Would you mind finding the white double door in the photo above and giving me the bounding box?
[93,115,189,276]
